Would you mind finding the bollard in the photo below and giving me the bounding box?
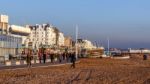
[24,61,27,64]
[16,61,21,65]
[31,60,34,64]
[5,61,11,66]
[36,60,40,63]
[54,58,58,62]
[46,59,51,62]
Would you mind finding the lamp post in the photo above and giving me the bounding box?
[75,25,78,59]
[107,37,110,56]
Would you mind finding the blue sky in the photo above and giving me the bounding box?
[1,0,150,48]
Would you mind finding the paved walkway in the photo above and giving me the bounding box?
[0,60,74,70]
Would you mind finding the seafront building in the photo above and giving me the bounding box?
[0,15,31,58]
[0,15,66,58]
[77,39,104,58]
[58,32,65,46]
[77,39,96,50]
[0,14,98,59]
[28,24,65,50]
[0,15,8,35]
[129,48,150,54]
[64,36,73,48]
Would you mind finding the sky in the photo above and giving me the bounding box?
[0,0,150,48]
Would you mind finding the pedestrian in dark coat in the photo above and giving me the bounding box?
[62,52,65,60]
[70,52,76,68]
[143,54,148,60]
[50,53,54,63]
[43,52,47,64]
[66,52,70,62]
[59,52,62,63]
[38,52,42,63]
[26,52,32,67]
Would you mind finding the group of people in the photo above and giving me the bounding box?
[26,50,77,68]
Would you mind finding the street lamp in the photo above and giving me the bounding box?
[75,25,78,59]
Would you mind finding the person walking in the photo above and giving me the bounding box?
[143,54,148,60]
[43,51,47,64]
[70,52,76,68]
[26,51,32,67]
[38,51,42,63]
[66,52,70,62]
[59,52,63,63]
[50,52,54,63]
[62,52,65,60]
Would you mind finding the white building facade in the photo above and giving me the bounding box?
[58,32,65,46]
[0,14,31,56]
[78,39,96,50]
[82,40,96,49]
[29,24,64,49]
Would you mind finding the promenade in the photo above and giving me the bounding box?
[0,59,74,70]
